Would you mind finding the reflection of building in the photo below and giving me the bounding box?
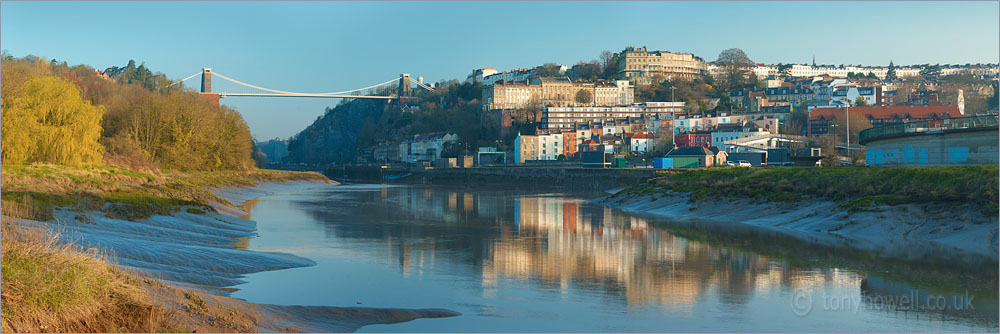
[311,185,872,315]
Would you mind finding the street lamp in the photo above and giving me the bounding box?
[840,97,851,157]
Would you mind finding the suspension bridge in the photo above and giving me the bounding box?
[170,68,436,105]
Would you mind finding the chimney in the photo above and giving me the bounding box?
[957,89,965,115]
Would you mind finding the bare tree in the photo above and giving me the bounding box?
[599,50,621,80]
[716,48,754,91]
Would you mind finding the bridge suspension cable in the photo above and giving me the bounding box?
[408,77,436,91]
[166,71,203,87]
[211,71,406,97]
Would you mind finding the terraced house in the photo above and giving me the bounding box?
[482,77,634,110]
[620,46,708,85]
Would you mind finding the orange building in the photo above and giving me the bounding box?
[561,130,578,158]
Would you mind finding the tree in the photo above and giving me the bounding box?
[1,75,105,165]
[567,62,601,82]
[885,61,897,81]
[716,48,754,91]
[575,89,593,105]
[777,63,793,78]
[599,50,621,80]
[989,81,999,111]
[535,63,562,77]
[832,108,872,145]
[783,108,810,135]
[919,65,942,80]
[854,96,870,107]
[866,72,877,80]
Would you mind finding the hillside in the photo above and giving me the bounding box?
[285,80,498,165]
[287,99,388,164]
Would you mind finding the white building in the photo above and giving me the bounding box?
[711,123,770,150]
[537,132,563,160]
[593,80,635,106]
[811,78,851,105]
[402,133,459,163]
[467,68,498,83]
[482,68,537,86]
[481,65,569,86]
[830,86,880,106]
[542,102,684,130]
[629,133,656,154]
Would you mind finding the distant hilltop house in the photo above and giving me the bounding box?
[94,69,113,81]
[466,68,498,83]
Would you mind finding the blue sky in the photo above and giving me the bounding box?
[3,1,997,139]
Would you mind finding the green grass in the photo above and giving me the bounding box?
[102,192,212,221]
[2,164,330,221]
[618,166,999,213]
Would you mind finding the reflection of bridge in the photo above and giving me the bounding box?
[171,68,435,102]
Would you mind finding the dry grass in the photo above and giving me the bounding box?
[0,219,277,333]
[0,220,175,332]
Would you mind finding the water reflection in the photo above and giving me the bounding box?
[241,184,996,331]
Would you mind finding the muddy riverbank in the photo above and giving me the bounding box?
[598,191,999,266]
[3,179,460,332]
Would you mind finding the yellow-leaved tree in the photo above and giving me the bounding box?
[1,75,105,165]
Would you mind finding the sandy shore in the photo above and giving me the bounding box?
[598,191,999,265]
[8,179,460,332]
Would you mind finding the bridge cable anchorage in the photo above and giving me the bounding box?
[212,71,402,97]
[166,72,204,87]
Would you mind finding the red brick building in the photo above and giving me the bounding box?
[674,130,713,147]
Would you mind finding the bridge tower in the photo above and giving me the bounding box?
[201,68,213,93]
[398,73,411,97]
[198,68,220,107]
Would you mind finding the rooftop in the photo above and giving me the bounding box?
[810,105,960,121]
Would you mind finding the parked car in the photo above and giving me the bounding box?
[723,161,736,167]
[737,160,752,167]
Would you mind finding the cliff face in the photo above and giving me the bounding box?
[287,99,387,164]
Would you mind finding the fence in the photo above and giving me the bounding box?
[858,114,998,144]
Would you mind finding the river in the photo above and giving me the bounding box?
[228,183,998,332]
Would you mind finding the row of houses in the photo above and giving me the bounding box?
[482,77,635,110]
[712,63,998,81]
[513,112,782,164]
[468,65,571,86]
